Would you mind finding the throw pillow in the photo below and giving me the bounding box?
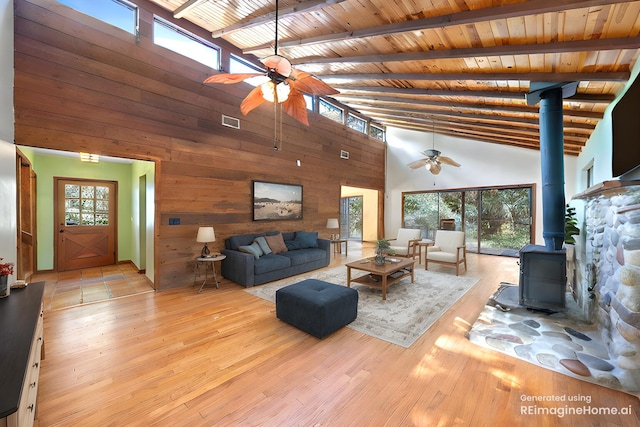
[295,231,318,249]
[254,236,272,255]
[285,239,302,251]
[238,241,263,259]
[265,233,288,254]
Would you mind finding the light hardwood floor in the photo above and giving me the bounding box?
[35,243,640,426]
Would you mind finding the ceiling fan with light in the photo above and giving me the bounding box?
[407,149,461,175]
[203,0,338,127]
[407,122,461,174]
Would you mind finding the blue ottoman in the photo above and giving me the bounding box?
[276,279,358,338]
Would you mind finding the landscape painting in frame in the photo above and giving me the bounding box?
[253,181,303,221]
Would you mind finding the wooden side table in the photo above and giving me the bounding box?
[331,239,348,256]
[415,239,434,264]
[194,255,226,292]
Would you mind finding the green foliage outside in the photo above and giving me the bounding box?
[347,197,363,238]
[403,187,532,251]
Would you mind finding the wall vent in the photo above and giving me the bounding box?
[340,150,350,159]
[222,115,240,129]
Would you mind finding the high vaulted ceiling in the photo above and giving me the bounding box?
[147,0,640,155]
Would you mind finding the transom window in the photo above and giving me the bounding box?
[304,94,314,110]
[229,55,262,74]
[369,125,385,141]
[347,113,367,133]
[57,0,137,34]
[153,18,219,69]
[319,99,344,123]
[65,184,110,226]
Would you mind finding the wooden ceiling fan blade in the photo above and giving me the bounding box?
[281,90,309,126]
[431,162,442,174]
[407,159,428,169]
[240,86,267,115]
[439,156,461,167]
[289,69,339,96]
[204,73,263,84]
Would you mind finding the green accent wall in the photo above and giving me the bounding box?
[19,148,154,275]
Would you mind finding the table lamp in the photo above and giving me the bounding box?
[196,226,216,257]
[326,218,339,240]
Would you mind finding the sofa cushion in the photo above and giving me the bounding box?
[254,236,272,255]
[280,248,327,266]
[295,231,318,248]
[238,241,263,259]
[228,233,259,250]
[265,233,288,254]
[254,254,291,275]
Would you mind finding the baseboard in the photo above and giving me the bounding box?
[118,259,145,274]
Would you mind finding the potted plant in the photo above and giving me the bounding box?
[564,205,580,289]
[565,204,580,245]
[375,238,392,265]
[0,257,14,298]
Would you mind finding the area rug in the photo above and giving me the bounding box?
[245,266,479,348]
[468,284,640,396]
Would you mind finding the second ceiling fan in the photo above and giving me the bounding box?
[407,122,461,174]
[407,149,461,175]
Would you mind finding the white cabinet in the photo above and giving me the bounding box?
[0,284,45,427]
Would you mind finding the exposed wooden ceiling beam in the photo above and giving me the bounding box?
[173,0,208,19]
[351,104,597,129]
[397,118,587,146]
[377,118,583,155]
[293,36,640,65]
[243,0,637,53]
[400,114,589,140]
[383,119,561,153]
[320,72,631,82]
[334,94,604,120]
[210,0,348,38]
[366,111,592,137]
[364,113,587,145]
[333,86,616,104]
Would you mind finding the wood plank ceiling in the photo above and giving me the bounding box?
[146,0,640,155]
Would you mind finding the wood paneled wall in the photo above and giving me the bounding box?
[13,0,385,289]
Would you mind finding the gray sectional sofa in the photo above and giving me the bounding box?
[221,231,330,287]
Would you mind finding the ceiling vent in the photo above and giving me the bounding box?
[222,115,240,129]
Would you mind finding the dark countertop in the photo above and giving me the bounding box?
[0,282,45,419]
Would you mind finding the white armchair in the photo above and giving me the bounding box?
[425,230,467,275]
[388,228,422,258]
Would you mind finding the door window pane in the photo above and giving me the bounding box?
[65,184,110,226]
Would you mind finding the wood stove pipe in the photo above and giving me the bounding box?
[527,82,578,251]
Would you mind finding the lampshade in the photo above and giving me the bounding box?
[326,218,339,229]
[196,227,216,243]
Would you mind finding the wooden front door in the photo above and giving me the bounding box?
[55,178,117,272]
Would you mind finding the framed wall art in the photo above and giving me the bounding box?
[252,181,303,221]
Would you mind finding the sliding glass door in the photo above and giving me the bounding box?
[340,196,363,240]
[403,185,533,256]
